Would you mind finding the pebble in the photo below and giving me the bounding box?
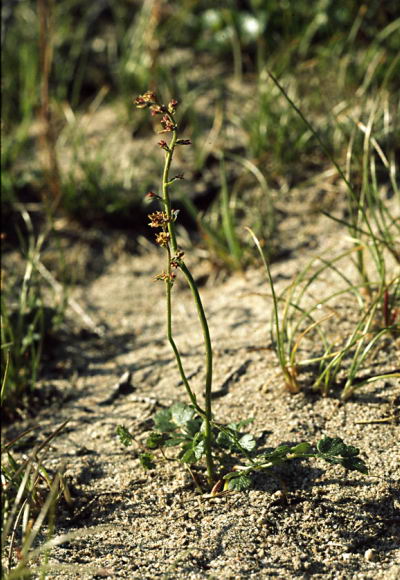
[364,548,377,562]
[271,490,285,501]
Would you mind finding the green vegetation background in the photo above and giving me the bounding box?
[2,0,399,227]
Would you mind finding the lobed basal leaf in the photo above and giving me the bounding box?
[139,453,156,470]
[116,425,134,447]
[171,402,196,427]
[153,408,175,432]
[238,433,257,452]
[316,436,368,474]
[146,432,167,449]
[226,474,253,491]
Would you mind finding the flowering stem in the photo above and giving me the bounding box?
[138,93,215,485]
[163,130,178,252]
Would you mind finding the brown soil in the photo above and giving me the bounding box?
[4,203,400,579]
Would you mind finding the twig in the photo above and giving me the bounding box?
[355,415,398,425]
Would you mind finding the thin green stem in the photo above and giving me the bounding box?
[179,261,214,484]
[160,110,215,485]
[163,127,178,252]
[165,246,203,415]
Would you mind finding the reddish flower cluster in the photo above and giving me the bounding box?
[154,271,176,283]
[148,211,169,228]
[160,115,176,133]
[155,232,170,247]
[134,91,156,108]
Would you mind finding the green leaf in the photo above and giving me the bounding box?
[153,408,175,433]
[262,445,291,462]
[239,433,257,452]
[216,429,234,449]
[216,425,256,453]
[317,437,359,457]
[227,474,253,491]
[193,440,205,460]
[290,442,313,456]
[116,425,134,447]
[164,435,188,447]
[185,418,202,437]
[171,402,196,427]
[228,418,254,431]
[146,432,166,449]
[6,451,19,471]
[340,457,368,474]
[139,453,155,470]
[316,437,368,474]
[180,446,196,464]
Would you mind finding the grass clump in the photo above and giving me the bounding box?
[249,233,399,398]
[1,422,71,578]
[243,66,399,399]
[1,212,65,418]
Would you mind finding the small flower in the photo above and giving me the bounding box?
[155,232,170,246]
[158,140,170,151]
[170,250,184,268]
[159,115,176,133]
[168,99,178,113]
[148,211,169,228]
[134,91,157,108]
[145,191,162,202]
[150,104,166,116]
[176,139,192,145]
[154,271,176,283]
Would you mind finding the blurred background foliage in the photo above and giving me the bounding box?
[2,0,399,233]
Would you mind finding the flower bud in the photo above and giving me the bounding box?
[168,99,178,113]
[158,140,170,151]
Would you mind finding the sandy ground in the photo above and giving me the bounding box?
[4,203,399,579]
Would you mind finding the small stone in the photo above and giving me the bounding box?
[342,553,352,561]
[364,548,377,562]
[292,556,302,569]
[271,490,285,502]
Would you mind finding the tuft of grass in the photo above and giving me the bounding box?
[248,228,399,398]
[1,422,72,578]
[1,211,65,416]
